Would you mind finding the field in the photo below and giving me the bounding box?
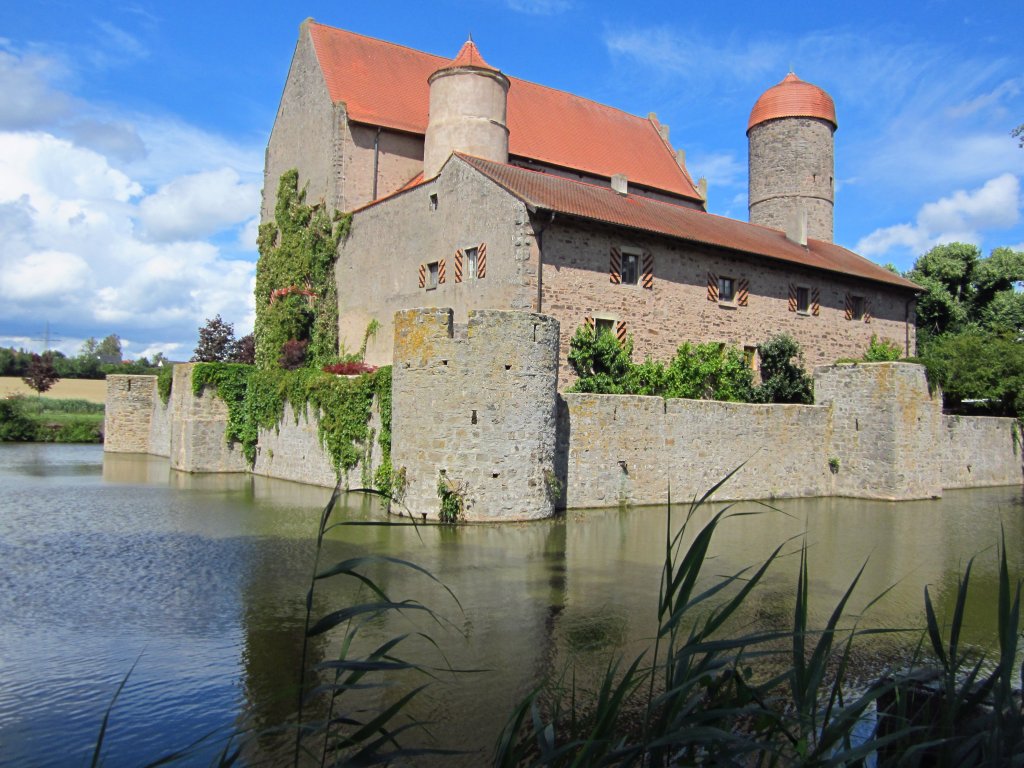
[0,376,107,404]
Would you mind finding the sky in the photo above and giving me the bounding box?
[0,0,1021,360]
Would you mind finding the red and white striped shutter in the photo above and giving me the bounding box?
[609,247,621,284]
[844,293,853,320]
[615,321,627,344]
[737,278,749,306]
[641,252,654,290]
[454,249,463,283]
[418,264,426,288]
[707,272,718,301]
[438,258,446,284]
[788,283,797,312]
[811,288,820,316]
[477,243,486,278]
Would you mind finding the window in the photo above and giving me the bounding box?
[595,318,614,337]
[851,295,865,320]
[718,276,735,303]
[796,286,810,313]
[429,193,438,211]
[620,252,639,285]
[465,247,478,280]
[427,261,439,290]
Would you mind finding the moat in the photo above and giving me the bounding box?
[2,443,1022,765]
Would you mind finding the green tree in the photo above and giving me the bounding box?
[862,334,903,362]
[567,324,632,394]
[921,329,1024,417]
[96,334,122,364]
[753,334,813,404]
[22,353,60,395]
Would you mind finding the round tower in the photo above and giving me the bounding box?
[423,38,510,178]
[747,73,837,242]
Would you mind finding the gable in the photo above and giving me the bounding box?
[305,21,701,202]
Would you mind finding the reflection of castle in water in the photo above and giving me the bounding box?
[97,452,1024,760]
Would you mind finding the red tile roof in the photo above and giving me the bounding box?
[457,154,919,292]
[748,73,837,133]
[306,21,702,202]
[444,39,499,72]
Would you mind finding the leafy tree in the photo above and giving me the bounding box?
[79,337,99,358]
[921,330,1024,417]
[192,315,237,362]
[753,334,813,404]
[0,397,35,441]
[230,334,256,364]
[908,243,1024,343]
[566,325,633,394]
[96,334,122,364]
[22,353,60,395]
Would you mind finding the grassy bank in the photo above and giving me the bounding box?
[0,396,104,443]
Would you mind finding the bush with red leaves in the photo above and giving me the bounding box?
[322,361,378,376]
[278,339,309,370]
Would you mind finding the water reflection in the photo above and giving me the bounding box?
[0,444,1020,766]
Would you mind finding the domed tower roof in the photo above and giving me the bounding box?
[747,73,837,133]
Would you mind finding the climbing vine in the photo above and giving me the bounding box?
[157,364,175,405]
[191,362,393,483]
[255,170,352,369]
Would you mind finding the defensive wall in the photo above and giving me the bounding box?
[105,309,1022,521]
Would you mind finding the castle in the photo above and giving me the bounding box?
[263,20,920,380]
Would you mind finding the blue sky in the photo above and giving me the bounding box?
[0,0,1021,359]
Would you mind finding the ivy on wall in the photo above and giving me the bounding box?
[192,362,393,491]
[255,170,352,369]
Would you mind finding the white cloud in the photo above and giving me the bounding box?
[137,168,260,242]
[856,174,1021,259]
[0,45,73,129]
[687,151,745,189]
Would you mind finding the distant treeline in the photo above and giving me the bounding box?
[0,347,162,380]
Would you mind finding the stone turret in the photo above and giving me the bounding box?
[748,73,837,242]
[423,38,510,178]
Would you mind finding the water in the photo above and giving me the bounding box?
[0,443,1021,765]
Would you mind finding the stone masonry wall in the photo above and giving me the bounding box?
[251,397,384,490]
[390,308,560,521]
[540,218,915,386]
[338,156,537,366]
[942,415,1023,489]
[169,364,248,474]
[104,375,158,453]
[815,363,944,500]
[560,394,830,508]
[262,24,340,221]
[748,117,835,242]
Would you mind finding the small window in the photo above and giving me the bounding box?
[595,318,614,337]
[796,286,810,313]
[620,252,640,285]
[465,247,478,280]
[427,261,439,290]
[429,193,438,211]
[718,276,735,303]
[851,296,865,321]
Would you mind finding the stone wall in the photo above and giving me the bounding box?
[168,365,248,474]
[104,375,159,453]
[337,156,537,366]
[815,363,944,500]
[942,415,1023,489]
[560,394,831,508]
[748,116,835,242]
[251,398,384,490]
[390,308,560,521]
[539,218,915,386]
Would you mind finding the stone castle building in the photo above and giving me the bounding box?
[264,20,920,382]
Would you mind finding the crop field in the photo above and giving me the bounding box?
[0,376,107,404]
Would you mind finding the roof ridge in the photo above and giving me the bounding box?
[308,20,449,65]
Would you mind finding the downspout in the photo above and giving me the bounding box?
[372,127,381,201]
[904,296,914,357]
[533,210,556,313]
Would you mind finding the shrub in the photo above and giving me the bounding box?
[863,334,903,362]
[323,361,378,376]
[753,334,814,404]
[0,397,35,441]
